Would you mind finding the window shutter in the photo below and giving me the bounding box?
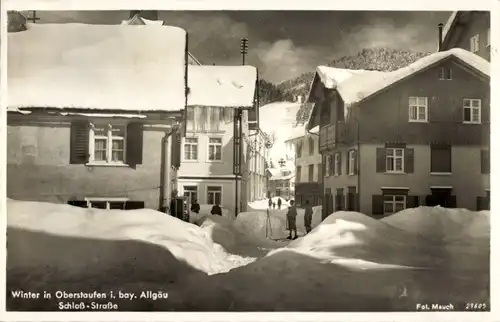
[124,201,145,210]
[126,123,143,167]
[476,196,490,211]
[346,150,350,174]
[372,195,385,216]
[376,148,385,173]
[481,150,490,174]
[448,195,457,208]
[354,193,360,212]
[67,200,88,208]
[338,152,342,175]
[329,155,334,176]
[353,150,358,175]
[482,100,489,123]
[171,130,181,169]
[406,195,420,209]
[404,148,414,173]
[70,121,90,164]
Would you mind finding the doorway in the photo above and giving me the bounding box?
[426,187,456,208]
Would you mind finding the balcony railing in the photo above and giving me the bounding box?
[319,124,336,150]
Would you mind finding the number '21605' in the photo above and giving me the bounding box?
[465,303,487,310]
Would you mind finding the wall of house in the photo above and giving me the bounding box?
[358,144,489,215]
[444,11,490,61]
[7,115,175,210]
[294,134,322,183]
[177,178,238,213]
[355,58,489,146]
[178,107,250,214]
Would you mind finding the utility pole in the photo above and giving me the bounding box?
[234,38,248,216]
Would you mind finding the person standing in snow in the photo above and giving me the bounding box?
[190,199,200,214]
[272,202,276,209]
[286,200,298,240]
[277,198,282,210]
[304,200,313,234]
[210,204,222,216]
[268,198,272,209]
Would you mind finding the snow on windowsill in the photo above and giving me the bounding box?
[463,121,482,125]
[182,159,200,163]
[408,120,429,123]
[205,160,224,163]
[85,162,130,168]
[430,172,452,176]
[384,171,406,175]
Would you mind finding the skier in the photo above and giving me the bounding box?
[304,200,313,234]
[277,198,282,210]
[286,200,298,240]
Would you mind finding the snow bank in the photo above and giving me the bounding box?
[188,66,257,107]
[9,23,186,111]
[233,211,289,241]
[7,199,236,275]
[382,206,490,240]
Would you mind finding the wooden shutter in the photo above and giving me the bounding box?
[481,150,490,174]
[448,195,457,208]
[70,121,90,164]
[126,123,143,167]
[329,155,334,176]
[125,201,145,210]
[376,148,385,173]
[482,99,490,123]
[354,193,360,212]
[476,196,490,211]
[404,148,414,173]
[353,150,358,175]
[406,196,420,209]
[372,195,385,216]
[171,130,181,169]
[338,152,342,175]
[346,150,350,174]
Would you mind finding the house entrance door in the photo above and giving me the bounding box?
[426,188,456,208]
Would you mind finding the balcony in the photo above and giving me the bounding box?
[319,124,336,150]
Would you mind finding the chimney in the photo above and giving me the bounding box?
[438,23,444,52]
[129,10,159,21]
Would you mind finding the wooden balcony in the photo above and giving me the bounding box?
[319,124,336,150]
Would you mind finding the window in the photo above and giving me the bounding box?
[184,137,198,160]
[296,142,303,158]
[296,166,302,183]
[486,28,490,47]
[308,137,315,155]
[408,96,428,122]
[386,148,404,173]
[348,150,356,175]
[334,153,340,176]
[430,144,452,173]
[470,34,480,53]
[317,163,322,182]
[325,155,331,176]
[308,164,314,182]
[89,123,126,164]
[383,195,406,214]
[207,186,222,205]
[85,198,128,210]
[439,67,452,80]
[208,137,222,161]
[463,99,481,124]
[183,186,198,204]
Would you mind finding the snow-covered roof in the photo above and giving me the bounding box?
[336,48,489,107]
[187,66,257,108]
[440,11,459,50]
[8,23,187,112]
[315,66,381,90]
[284,124,319,142]
[267,168,295,181]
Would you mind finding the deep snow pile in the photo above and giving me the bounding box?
[7,199,241,275]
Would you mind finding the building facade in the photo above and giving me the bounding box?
[285,128,322,207]
[246,127,270,202]
[266,168,295,200]
[440,11,490,61]
[177,65,258,215]
[7,21,188,210]
[306,49,490,219]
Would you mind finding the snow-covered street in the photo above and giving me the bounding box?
[6,198,489,311]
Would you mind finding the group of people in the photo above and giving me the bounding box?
[268,197,314,240]
[189,199,222,216]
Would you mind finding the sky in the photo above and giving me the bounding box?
[24,10,451,83]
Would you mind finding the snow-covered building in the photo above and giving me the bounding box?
[6,20,188,210]
[266,168,295,200]
[284,126,322,207]
[306,48,490,219]
[179,65,258,214]
[246,127,270,202]
[439,11,490,61]
[121,10,202,66]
